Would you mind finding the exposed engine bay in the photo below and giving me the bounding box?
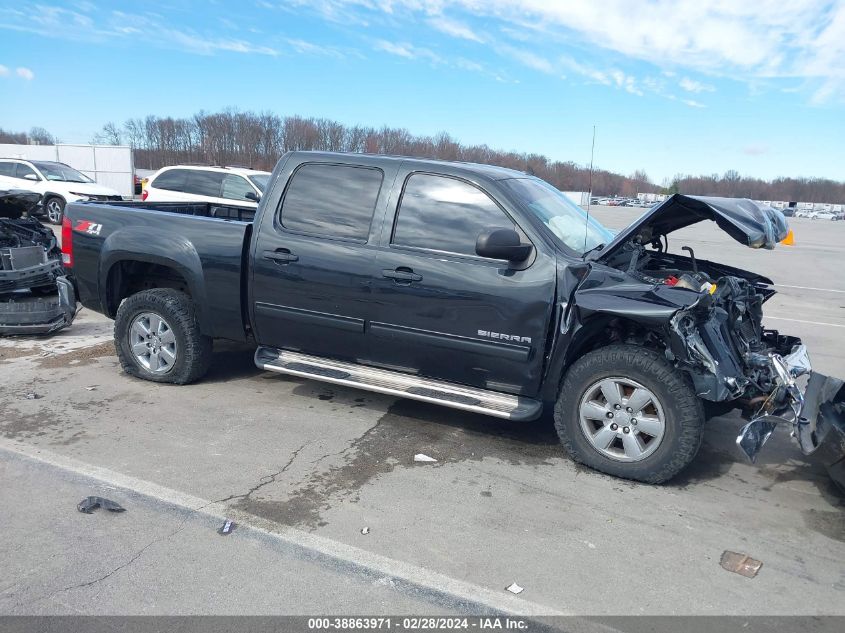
[0,189,77,335]
[584,194,844,483]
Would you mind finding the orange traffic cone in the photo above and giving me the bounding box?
[781,229,795,246]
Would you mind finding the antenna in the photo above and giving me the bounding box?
[584,125,596,252]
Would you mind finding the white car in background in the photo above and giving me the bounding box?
[143,165,271,208]
[0,158,123,224]
[809,210,837,220]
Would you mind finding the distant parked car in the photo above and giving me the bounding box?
[0,158,122,224]
[810,211,837,220]
[143,165,271,207]
[794,209,812,218]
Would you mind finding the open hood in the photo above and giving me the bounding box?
[597,194,789,259]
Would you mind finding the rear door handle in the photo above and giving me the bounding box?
[382,267,422,283]
[263,249,299,264]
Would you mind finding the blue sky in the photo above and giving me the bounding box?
[1,0,844,184]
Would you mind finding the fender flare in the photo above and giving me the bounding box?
[98,228,211,334]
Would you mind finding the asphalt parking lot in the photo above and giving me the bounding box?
[1,208,843,617]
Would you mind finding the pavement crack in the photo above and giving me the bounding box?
[55,511,195,596]
[212,439,314,505]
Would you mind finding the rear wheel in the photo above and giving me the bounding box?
[554,344,705,483]
[114,289,212,385]
[44,196,65,225]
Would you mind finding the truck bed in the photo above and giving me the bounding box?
[102,200,256,223]
[67,200,254,341]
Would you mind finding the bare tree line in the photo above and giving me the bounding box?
[4,113,845,202]
[0,127,56,146]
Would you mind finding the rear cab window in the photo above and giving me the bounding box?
[279,163,383,242]
[391,173,516,257]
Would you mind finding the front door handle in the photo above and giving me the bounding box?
[263,249,299,264]
[382,267,422,283]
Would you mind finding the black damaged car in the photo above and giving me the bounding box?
[62,152,845,485]
[0,188,77,335]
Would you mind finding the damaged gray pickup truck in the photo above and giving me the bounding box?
[1,188,77,335]
[64,153,844,486]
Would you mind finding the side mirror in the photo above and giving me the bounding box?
[23,173,38,181]
[245,191,260,202]
[475,227,532,262]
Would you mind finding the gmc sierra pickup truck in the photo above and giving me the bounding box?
[64,151,845,485]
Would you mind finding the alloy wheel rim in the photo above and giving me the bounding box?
[47,200,62,222]
[129,312,177,374]
[578,376,666,462]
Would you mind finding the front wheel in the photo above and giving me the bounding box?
[44,196,65,225]
[554,344,705,483]
[114,289,212,385]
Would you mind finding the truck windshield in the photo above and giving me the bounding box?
[500,177,613,255]
[32,162,94,183]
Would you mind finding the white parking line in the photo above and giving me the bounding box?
[776,284,845,294]
[0,439,568,618]
[765,315,845,328]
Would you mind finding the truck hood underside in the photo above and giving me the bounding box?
[600,194,789,258]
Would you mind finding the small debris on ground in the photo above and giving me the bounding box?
[361,526,370,535]
[505,582,524,595]
[77,496,126,514]
[720,551,763,578]
[217,520,236,536]
[23,392,41,400]
[584,541,597,549]
[414,453,437,463]
[84,385,97,391]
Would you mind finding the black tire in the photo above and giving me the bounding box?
[44,196,65,225]
[554,344,705,483]
[114,289,212,385]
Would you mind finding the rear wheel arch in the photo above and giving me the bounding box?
[103,258,210,335]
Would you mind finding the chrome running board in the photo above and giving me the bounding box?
[255,347,542,421]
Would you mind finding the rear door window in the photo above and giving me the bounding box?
[186,170,226,197]
[152,169,188,191]
[392,173,514,257]
[0,162,14,177]
[280,163,383,241]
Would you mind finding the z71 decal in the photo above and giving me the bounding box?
[74,220,103,236]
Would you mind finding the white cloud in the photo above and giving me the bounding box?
[682,98,706,108]
[428,16,484,42]
[374,40,442,64]
[294,0,845,102]
[16,67,34,80]
[499,45,555,74]
[679,77,715,93]
[0,64,8,76]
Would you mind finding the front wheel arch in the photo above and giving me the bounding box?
[554,343,705,483]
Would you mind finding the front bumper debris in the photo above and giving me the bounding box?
[736,344,845,488]
[0,276,78,335]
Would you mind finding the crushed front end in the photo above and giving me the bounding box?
[588,194,845,487]
[1,190,77,335]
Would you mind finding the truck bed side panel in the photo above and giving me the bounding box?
[68,203,250,341]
